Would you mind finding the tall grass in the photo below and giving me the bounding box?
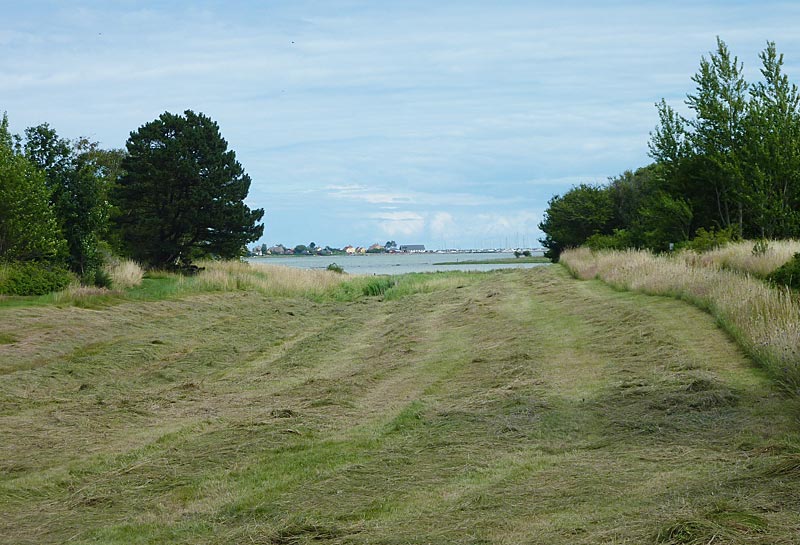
[103,258,145,289]
[191,259,350,297]
[680,239,800,277]
[561,247,800,393]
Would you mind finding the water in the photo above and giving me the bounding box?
[247,252,550,275]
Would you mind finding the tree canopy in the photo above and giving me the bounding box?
[540,38,800,257]
[113,110,264,268]
[24,124,113,282]
[0,114,66,263]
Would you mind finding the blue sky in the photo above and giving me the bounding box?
[3,1,800,249]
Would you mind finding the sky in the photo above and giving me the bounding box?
[3,1,800,250]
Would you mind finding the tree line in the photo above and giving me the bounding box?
[0,110,264,293]
[539,39,800,259]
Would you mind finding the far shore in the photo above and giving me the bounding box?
[433,256,550,265]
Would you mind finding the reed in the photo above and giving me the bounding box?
[561,247,800,393]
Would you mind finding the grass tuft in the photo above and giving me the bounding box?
[103,259,144,289]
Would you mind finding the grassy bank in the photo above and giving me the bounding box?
[2,265,800,543]
[0,260,407,309]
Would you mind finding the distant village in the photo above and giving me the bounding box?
[247,241,428,257]
[248,241,543,257]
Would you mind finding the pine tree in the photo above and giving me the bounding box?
[113,110,264,268]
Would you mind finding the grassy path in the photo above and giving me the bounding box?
[1,266,799,544]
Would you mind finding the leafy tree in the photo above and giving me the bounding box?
[0,114,66,262]
[113,110,264,268]
[638,192,693,251]
[685,37,748,233]
[742,41,800,238]
[24,125,111,283]
[538,184,614,260]
[293,244,309,255]
[648,99,690,178]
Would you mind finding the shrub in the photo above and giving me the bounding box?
[680,226,738,253]
[767,252,800,290]
[752,238,770,257]
[585,229,634,251]
[327,263,344,274]
[0,261,74,295]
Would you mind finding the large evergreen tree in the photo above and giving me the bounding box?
[113,110,264,268]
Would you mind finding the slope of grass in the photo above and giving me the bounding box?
[1,266,799,543]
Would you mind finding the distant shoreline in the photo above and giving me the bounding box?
[252,250,535,259]
[433,256,550,265]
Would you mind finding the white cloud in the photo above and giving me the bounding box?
[474,211,542,237]
[430,212,456,238]
[368,211,425,237]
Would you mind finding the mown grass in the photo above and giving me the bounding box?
[561,247,800,395]
[2,266,799,543]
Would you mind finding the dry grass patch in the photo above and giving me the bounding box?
[192,259,347,297]
[103,259,144,289]
[681,239,800,276]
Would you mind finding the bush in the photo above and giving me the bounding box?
[0,261,74,295]
[752,238,770,257]
[680,226,738,253]
[585,229,634,251]
[767,252,800,290]
[326,263,344,274]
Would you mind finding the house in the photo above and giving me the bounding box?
[268,244,288,255]
[344,245,356,255]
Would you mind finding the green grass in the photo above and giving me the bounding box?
[1,266,799,543]
[434,256,551,265]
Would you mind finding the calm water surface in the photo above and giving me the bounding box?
[247,252,550,275]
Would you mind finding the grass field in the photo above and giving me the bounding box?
[2,266,799,544]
